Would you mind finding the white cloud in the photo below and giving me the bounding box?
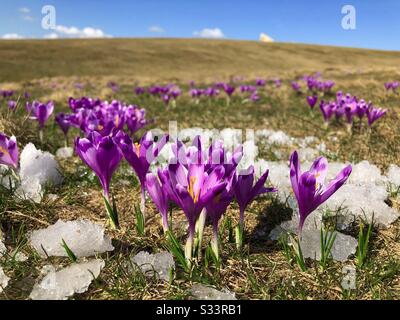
[53,25,112,38]
[43,33,59,39]
[148,25,165,33]
[2,33,25,40]
[259,32,274,43]
[18,7,30,14]
[22,15,34,21]
[193,28,225,39]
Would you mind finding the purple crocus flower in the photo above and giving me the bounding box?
[344,101,357,124]
[161,160,227,262]
[134,86,145,95]
[124,105,149,136]
[0,133,19,169]
[75,131,122,198]
[289,151,352,233]
[233,166,276,230]
[28,101,54,129]
[115,131,169,214]
[291,81,301,92]
[205,87,219,97]
[107,81,119,93]
[307,95,318,109]
[319,101,336,123]
[162,94,171,106]
[222,84,235,97]
[255,78,266,86]
[7,100,17,110]
[274,78,282,88]
[75,132,122,228]
[367,107,387,126]
[55,113,71,138]
[250,91,260,102]
[384,82,392,91]
[392,81,399,92]
[145,172,169,232]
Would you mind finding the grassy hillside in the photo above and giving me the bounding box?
[1,38,400,83]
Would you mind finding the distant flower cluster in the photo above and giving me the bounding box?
[61,97,150,138]
[317,91,387,128]
[384,81,399,93]
[291,73,335,93]
[135,84,182,106]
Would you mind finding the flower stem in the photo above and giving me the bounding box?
[161,213,169,233]
[103,193,119,230]
[211,224,220,262]
[39,129,43,144]
[194,209,207,259]
[185,229,194,267]
[140,186,146,222]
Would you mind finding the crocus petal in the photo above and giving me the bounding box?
[289,151,301,201]
[318,165,352,203]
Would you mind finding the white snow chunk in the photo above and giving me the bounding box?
[29,219,114,258]
[0,267,10,294]
[130,251,174,282]
[237,140,258,171]
[219,128,243,151]
[297,147,319,162]
[15,176,43,203]
[321,184,399,229]
[16,143,63,202]
[29,259,104,300]
[349,161,387,186]
[0,164,17,189]
[269,209,323,241]
[190,284,237,300]
[0,232,5,257]
[256,129,293,146]
[296,229,358,262]
[19,143,63,186]
[387,164,400,186]
[56,147,73,159]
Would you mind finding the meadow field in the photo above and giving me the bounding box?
[0,38,399,300]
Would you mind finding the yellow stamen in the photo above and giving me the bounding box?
[115,115,119,128]
[315,172,321,190]
[97,124,104,131]
[134,143,141,157]
[0,146,10,157]
[188,176,199,203]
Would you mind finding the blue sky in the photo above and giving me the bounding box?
[1,0,399,50]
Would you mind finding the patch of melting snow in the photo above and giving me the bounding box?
[0,238,6,258]
[256,129,293,146]
[15,143,63,202]
[387,164,400,187]
[29,219,114,258]
[348,161,388,186]
[269,208,323,241]
[295,229,357,262]
[190,284,237,300]
[0,164,17,190]
[130,251,174,282]
[0,266,10,294]
[56,147,74,159]
[29,259,104,300]
[321,184,399,229]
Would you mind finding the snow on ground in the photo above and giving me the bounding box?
[15,143,63,203]
[0,267,9,294]
[190,284,237,300]
[130,251,175,282]
[29,259,104,300]
[29,219,114,258]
